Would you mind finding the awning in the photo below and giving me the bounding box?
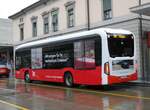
[130,3,150,16]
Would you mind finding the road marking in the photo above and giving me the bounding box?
[25,82,150,100]
[0,80,29,110]
[0,100,29,110]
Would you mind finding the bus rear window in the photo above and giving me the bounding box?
[107,34,134,58]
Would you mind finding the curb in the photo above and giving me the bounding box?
[127,81,150,87]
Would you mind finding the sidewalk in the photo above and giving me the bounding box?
[129,80,150,87]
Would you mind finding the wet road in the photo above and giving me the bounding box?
[0,79,149,110]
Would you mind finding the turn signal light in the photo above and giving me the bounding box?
[104,62,110,75]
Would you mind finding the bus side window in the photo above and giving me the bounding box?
[95,38,101,66]
[74,38,99,69]
[74,41,85,69]
[16,50,31,70]
[16,56,21,70]
[42,43,74,69]
[84,40,96,69]
[31,48,42,69]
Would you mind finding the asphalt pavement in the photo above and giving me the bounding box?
[0,78,148,110]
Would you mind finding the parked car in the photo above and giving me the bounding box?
[0,65,10,77]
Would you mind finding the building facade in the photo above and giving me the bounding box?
[9,0,150,82]
[131,1,150,82]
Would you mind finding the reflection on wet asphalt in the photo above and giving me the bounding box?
[0,78,149,110]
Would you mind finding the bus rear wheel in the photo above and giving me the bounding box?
[64,72,73,87]
[24,72,32,83]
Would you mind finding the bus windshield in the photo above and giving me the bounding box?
[107,33,134,58]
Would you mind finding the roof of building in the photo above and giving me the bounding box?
[9,0,50,19]
[0,18,12,23]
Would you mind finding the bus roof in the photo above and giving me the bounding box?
[15,28,133,50]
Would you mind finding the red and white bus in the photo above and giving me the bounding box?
[15,28,137,87]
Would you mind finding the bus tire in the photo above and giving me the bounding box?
[24,72,32,83]
[64,72,73,87]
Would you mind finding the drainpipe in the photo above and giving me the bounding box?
[87,0,90,30]
[139,0,141,5]
[138,0,145,81]
[13,46,15,78]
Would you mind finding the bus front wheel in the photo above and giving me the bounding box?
[24,72,32,83]
[64,72,73,87]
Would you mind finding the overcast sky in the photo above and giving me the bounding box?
[0,0,39,19]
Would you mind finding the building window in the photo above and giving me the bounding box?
[32,22,37,37]
[103,0,112,20]
[20,28,24,41]
[43,17,49,34]
[31,16,38,37]
[67,8,74,28]
[65,1,75,28]
[51,9,59,32]
[42,11,49,34]
[20,17,24,23]
[19,24,24,41]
